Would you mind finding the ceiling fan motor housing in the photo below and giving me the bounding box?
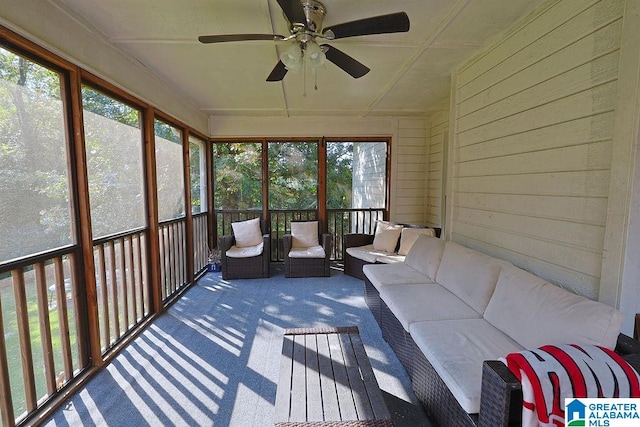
[293,0,326,35]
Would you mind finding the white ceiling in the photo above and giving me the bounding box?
[52,0,544,118]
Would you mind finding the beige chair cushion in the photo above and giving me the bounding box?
[231,218,263,248]
[291,221,319,248]
[484,264,624,350]
[398,227,436,255]
[226,242,264,258]
[372,220,403,253]
[288,245,326,258]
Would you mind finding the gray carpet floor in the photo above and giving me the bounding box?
[43,265,431,426]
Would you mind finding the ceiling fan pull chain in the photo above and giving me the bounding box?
[314,68,319,91]
[303,53,308,97]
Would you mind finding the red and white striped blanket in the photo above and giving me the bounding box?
[503,344,640,427]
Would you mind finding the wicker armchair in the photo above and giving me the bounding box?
[218,219,270,280]
[283,221,331,278]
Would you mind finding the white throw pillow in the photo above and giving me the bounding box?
[291,221,319,248]
[231,218,263,248]
[398,227,436,255]
[372,220,403,253]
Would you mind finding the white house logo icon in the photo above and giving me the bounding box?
[566,399,586,426]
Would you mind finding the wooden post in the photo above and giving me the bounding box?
[69,69,101,367]
[144,108,163,314]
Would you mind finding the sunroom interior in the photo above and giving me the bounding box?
[2,0,640,425]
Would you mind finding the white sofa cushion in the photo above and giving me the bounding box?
[435,241,506,314]
[231,217,263,248]
[484,264,624,350]
[381,284,481,331]
[372,220,403,253]
[398,227,436,255]
[345,244,388,263]
[363,263,435,290]
[226,242,264,258]
[288,245,326,258]
[405,235,446,281]
[291,221,319,248]
[410,319,524,414]
[375,254,405,263]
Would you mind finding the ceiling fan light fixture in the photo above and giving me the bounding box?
[306,41,326,70]
[280,42,303,72]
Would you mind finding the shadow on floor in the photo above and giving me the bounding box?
[383,391,433,427]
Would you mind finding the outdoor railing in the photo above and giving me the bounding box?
[327,208,384,260]
[158,217,188,301]
[92,228,150,353]
[215,208,384,262]
[0,207,385,426]
[0,246,86,424]
[192,212,209,274]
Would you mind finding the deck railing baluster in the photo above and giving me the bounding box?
[108,242,119,341]
[34,262,56,395]
[53,256,73,382]
[127,236,136,326]
[12,268,37,412]
[0,295,14,427]
[119,238,129,331]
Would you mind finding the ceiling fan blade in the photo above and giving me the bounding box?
[321,45,370,79]
[266,61,288,81]
[323,12,410,40]
[198,34,283,43]
[276,0,307,25]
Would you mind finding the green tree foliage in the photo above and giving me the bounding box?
[326,142,353,209]
[189,139,204,212]
[268,141,318,210]
[212,140,356,213]
[0,48,72,261]
[213,142,263,210]
[81,86,139,127]
[82,86,146,238]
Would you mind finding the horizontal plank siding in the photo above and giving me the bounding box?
[394,118,428,224]
[426,110,449,228]
[451,0,622,297]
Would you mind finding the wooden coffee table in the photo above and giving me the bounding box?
[274,326,393,426]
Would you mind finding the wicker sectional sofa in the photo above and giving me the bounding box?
[363,235,640,426]
[343,221,440,280]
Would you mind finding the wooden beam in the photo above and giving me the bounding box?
[184,131,195,284]
[68,67,101,368]
[144,108,163,314]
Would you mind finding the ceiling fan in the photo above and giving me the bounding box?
[198,0,410,82]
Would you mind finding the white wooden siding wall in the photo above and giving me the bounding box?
[451,0,623,299]
[394,118,428,224]
[426,110,449,228]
